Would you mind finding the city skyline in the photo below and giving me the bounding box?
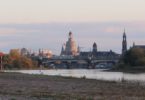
[0,0,145,54]
[0,22,145,55]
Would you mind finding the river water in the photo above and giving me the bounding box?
[5,69,145,83]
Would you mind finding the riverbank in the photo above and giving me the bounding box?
[0,72,145,100]
[110,66,145,73]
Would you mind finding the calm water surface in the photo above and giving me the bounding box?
[5,69,145,83]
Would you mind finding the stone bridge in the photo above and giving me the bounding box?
[41,58,119,69]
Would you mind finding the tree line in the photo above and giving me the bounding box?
[2,49,38,69]
[118,47,145,69]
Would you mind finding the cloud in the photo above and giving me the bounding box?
[0,28,16,35]
[0,27,41,37]
[16,29,39,33]
[103,27,121,33]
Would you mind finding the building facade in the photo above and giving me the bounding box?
[61,32,79,56]
[132,42,145,50]
[39,49,53,58]
[80,42,120,60]
[21,48,31,56]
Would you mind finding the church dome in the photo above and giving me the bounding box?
[62,31,78,56]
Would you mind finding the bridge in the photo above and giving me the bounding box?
[40,57,119,69]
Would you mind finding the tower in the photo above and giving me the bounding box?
[77,46,80,54]
[69,31,73,39]
[122,29,127,54]
[92,42,97,53]
[60,44,65,55]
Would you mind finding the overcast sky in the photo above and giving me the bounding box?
[0,0,145,54]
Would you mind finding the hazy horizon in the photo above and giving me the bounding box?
[0,21,145,55]
[0,0,145,55]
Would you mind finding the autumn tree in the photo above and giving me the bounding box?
[3,49,37,69]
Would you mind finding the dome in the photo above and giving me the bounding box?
[62,31,78,56]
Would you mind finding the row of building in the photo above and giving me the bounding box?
[6,30,145,61]
[60,32,124,59]
[60,30,126,60]
[9,48,53,58]
[60,30,145,60]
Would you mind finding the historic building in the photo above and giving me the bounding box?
[79,29,129,60]
[133,45,145,49]
[132,42,145,50]
[39,49,53,58]
[122,29,127,54]
[92,42,97,53]
[21,48,31,56]
[80,42,120,60]
[60,30,128,59]
[61,32,79,56]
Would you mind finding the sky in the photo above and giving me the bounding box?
[0,0,145,54]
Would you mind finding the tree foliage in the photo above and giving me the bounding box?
[3,49,37,69]
[121,47,145,67]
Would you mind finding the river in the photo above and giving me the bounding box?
[5,69,145,83]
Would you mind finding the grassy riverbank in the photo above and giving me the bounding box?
[0,72,145,100]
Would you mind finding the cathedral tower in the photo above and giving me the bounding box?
[122,29,127,54]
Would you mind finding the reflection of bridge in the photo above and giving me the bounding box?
[41,58,119,69]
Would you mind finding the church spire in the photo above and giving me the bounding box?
[60,44,66,55]
[123,28,126,37]
[77,46,80,54]
[69,31,72,39]
[93,42,97,53]
[122,29,127,54]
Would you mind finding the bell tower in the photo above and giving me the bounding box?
[122,29,127,54]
